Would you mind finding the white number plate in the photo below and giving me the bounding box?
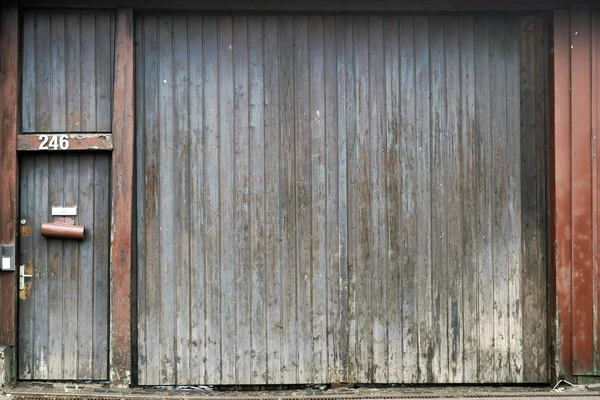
[38,134,70,150]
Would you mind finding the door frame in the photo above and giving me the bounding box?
[0,7,135,387]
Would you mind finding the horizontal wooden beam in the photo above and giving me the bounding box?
[4,0,593,10]
[17,133,113,151]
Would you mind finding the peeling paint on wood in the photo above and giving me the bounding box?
[17,133,113,151]
[552,5,600,379]
[0,7,20,349]
[110,8,134,388]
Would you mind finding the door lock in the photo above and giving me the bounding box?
[19,265,32,290]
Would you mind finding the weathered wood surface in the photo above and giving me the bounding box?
[18,153,110,380]
[551,6,600,379]
[5,0,594,11]
[17,133,113,151]
[110,8,134,387]
[135,14,548,385]
[552,9,572,380]
[0,7,19,347]
[21,11,114,133]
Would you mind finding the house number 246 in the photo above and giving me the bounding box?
[38,134,70,150]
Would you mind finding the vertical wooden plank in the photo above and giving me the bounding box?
[93,155,111,380]
[248,16,267,385]
[173,15,191,385]
[595,9,600,375]
[519,16,537,382]
[139,15,161,385]
[81,13,97,131]
[414,15,432,384]
[308,15,327,384]
[368,16,388,383]
[62,155,79,379]
[278,15,297,383]
[51,14,66,132]
[202,15,221,384]
[35,14,51,132]
[490,16,510,383]
[551,8,573,380]
[97,13,114,132]
[533,16,548,381]
[18,156,35,379]
[134,16,146,385]
[77,156,94,378]
[188,14,206,385]
[324,14,341,383]
[0,7,19,348]
[429,16,448,383]
[474,16,494,383]
[157,14,176,384]
[232,15,251,385]
[66,14,81,131]
[22,12,35,132]
[32,156,49,379]
[351,15,372,383]
[444,16,464,383]
[505,17,523,383]
[47,155,65,378]
[110,8,134,387]
[399,16,419,383]
[263,15,281,384]
[335,14,350,383]
[345,15,357,382]
[570,6,594,374]
[293,15,312,383]
[218,15,236,385]
[324,14,339,383]
[459,15,479,383]
[384,14,401,383]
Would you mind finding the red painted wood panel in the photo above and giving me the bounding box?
[110,8,134,387]
[0,8,19,347]
[553,5,600,378]
[552,8,573,379]
[570,6,595,374]
[595,9,600,370]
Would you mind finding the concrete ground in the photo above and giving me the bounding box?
[1,383,599,400]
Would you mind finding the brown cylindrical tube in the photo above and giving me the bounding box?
[41,222,85,240]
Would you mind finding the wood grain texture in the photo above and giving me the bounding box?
[0,7,19,347]
[551,9,573,379]
[21,11,114,133]
[570,6,594,375]
[110,8,134,387]
[18,153,110,380]
[17,133,113,151]
[135,14,548,385]
[550,6,600,380]
[5,0,594,11]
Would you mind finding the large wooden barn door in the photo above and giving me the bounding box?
[135,14,548,385]
[17,11,114,380]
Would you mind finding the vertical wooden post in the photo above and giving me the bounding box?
[551,8,573,380]
[0,8,20,352]
[110,8,134,387]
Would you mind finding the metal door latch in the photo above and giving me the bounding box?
[19,264,32,290]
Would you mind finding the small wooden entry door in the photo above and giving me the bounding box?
[18,153,111,380]
[16,10,116,381]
